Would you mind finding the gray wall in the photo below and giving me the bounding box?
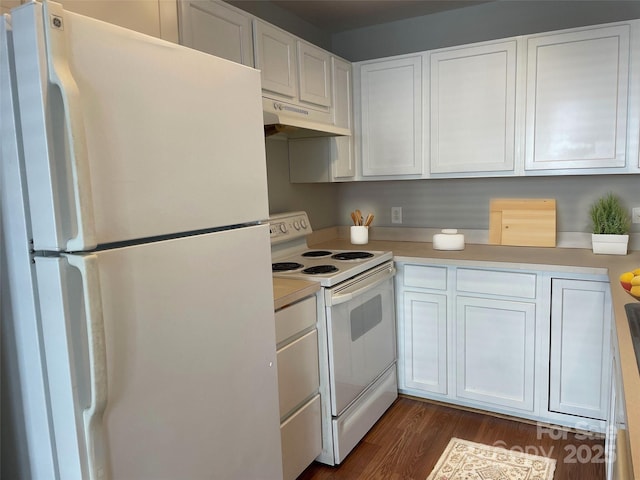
[227,0,332,50]
[336,176,640,233]
[331,0,640,234]
[265,138,339,229]
[332,1,640,61]
[245,1,640,234]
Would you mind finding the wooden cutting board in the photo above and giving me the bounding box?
[489,199,557,247]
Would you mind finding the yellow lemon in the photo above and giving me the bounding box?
[632,268,640,276]
[632,276,640,286]
[630,285,640,298]
[620,272,635,283]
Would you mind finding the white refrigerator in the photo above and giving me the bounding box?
[0,2,283,479]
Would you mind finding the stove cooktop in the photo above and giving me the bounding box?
[269,211,393,287]
[272,248,393,287]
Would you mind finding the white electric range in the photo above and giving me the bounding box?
[270,211,393,286]
[270,211,398,466]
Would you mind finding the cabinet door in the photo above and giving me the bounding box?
[430,41,516,174]
[359,56,423,176]
[298,41,331,108]
[178,0,254,67]
[525,25,630,171]
[332,57,354,179]
[606,352,617,480]
[60,0,178,42]
[456,296,536,412]
[288,57,355,183]
[402,291,448,395]
[254,20,297,98]
[549,279,611,420]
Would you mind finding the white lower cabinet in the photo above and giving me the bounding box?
[455,296,535,412]
[396,260,613,433]
[402,291,448,395]
[606,317,633,480]
[275,295,322,480]
[549,278,612,421]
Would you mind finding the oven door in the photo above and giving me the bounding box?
[325,261,397,416]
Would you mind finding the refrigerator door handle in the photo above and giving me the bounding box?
[43,1,97,251]
[65,254,108,480]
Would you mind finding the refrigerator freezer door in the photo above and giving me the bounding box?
[11,2,269,251]
[1,17,59,479]
[34,225,283,479]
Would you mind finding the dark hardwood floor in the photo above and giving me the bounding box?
[298,396,606,480]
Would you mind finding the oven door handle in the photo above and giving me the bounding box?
[328,266,396,306]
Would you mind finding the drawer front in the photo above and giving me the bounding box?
[277,329,319,418]
[404,264,448,290]
[456,268,536,298]
[275,295,317,344]
[280,394,322,480]
[332,365,398,463]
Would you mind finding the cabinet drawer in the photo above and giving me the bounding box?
[277,329,320,418]
[456,268,536,298]
[275,295,316,344]
[404,265,448,290]
[281,394,322,480]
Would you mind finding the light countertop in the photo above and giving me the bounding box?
[308,236,640,475]
[273,277,320,311]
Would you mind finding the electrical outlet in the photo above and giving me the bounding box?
[633,207,640,224]
[391,207,402,224]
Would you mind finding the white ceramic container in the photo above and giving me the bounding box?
[350,226,368,245]
[433,229,465,250]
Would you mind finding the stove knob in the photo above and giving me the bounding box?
[293,221,300,230]
[279,224,288,233]
[300,219,308,229]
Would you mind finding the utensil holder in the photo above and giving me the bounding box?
[350,226,368,245]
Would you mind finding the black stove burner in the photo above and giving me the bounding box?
[331,251,374,261]
[303,265,339,275]
[272,262,304,272]
[302,250,333,257]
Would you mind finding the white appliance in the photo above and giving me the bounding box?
[0,2,283,479]
[270,212,398,465]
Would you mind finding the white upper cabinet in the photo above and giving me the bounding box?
[298,42,331,108]
[332,57,353,130]
[429,40,517,175]
[254,19,334,112]
[359,55,423,177]
[178,0,254,67]
[254,20,298,99]
[349,19,640,181]
[288,56,355,183]
[56,0,178,42]
[524,24,630,172]
[332,57,355,179]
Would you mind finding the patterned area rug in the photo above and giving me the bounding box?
[427,438,556,480]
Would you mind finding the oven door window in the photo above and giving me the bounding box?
[326,275,396,416]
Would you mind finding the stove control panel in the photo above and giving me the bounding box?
[269,211,312,244]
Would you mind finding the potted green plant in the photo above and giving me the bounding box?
[590,192,631,255]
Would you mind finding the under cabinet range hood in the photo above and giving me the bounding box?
[263,98,351,138]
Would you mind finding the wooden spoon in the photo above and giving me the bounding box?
[364,214,374,227]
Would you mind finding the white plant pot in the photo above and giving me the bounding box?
[591,234,629,255]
